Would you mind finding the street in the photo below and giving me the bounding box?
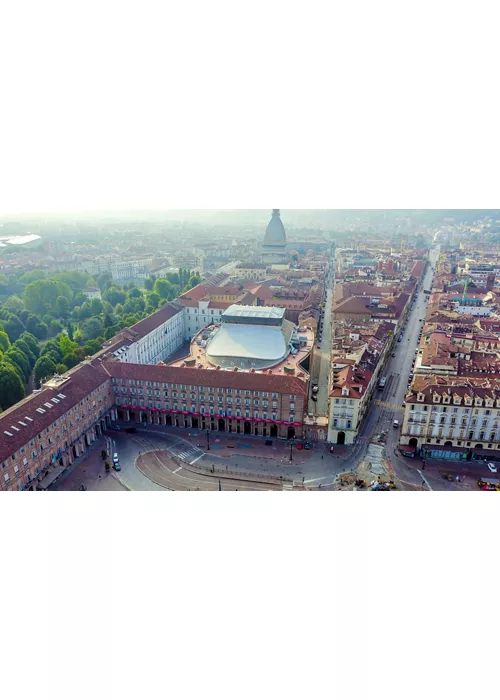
[308,258,335,417]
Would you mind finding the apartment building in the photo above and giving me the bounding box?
[108,362,306,440]
[106,302,185,365]
[400,378,500,461]
[0,363,116,492]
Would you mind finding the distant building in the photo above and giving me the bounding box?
[83,287,102,300]
[261,210,289,265]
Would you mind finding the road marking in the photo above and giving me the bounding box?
[173,466,183,474]
[304,477,324,483]
[417,469,432,491]
[190,454,203,465]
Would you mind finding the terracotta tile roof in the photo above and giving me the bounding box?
[0,362,110,464]
[103,361,308,395]
[107,302,183,345]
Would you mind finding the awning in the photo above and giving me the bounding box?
[39,466,67,490]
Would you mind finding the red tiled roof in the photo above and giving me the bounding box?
[103,361,307,395]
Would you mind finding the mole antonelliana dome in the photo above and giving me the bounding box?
[261,209,289,264]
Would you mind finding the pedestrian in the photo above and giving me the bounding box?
[321,454,324,460]
[318,483,321,489]
[98,474,102,480]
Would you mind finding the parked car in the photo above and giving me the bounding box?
[125,427,137,433]
[312,385,319,394]
[391,352,396,357]
[113,452,119,464]
[111,424,120,430]
[311,395,317,402]
[393,420,399,428]
[113,462,121,472]
[487,463,498,473]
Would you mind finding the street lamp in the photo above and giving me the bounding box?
[290,438,294,462]
[206,429,210,451]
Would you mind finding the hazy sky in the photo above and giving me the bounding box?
[0,1,497,215]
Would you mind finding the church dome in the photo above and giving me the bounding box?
[263,209,287,246]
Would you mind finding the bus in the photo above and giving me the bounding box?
[378,376,387,390]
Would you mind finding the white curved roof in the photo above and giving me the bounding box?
[263,209,287,246]
[206,323,288,369]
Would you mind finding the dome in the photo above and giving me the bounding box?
[263,209,287,246]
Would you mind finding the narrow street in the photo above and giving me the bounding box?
[308,258,335,418]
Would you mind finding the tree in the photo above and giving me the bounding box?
[90,297,103,315]
[154,278,175,300]
[83,338,102,355]
[80,317,103,342]
[66,321,75,340]
[146,292,161,309]
[19,332,40,358]
[33,356,57,384]
[56,363,68,374]
[33,321,48,340]
[22,279,72,316]
[0,330,10,353]
[3,295,24,312]
[55,295,70,317]
[41,339,62,362]
[62,352,81,369]
[128,287,142,298]
[5,348,30,382]
[13,339,36,368]
[0,362,25,409]
[1,313,26,342]
[58,334,78,357]
[49,319,64,337]
[18,269,46,284]
[144,276,155,291]
[103,286,126,306]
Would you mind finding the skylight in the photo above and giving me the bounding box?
[36,408,46,414]
[52,398,60,404]
[18,421,27,427]
[44,402,53,408]
[4,431,13,437]
[24,416,33,422]
[57,393,66,399]
[10,426,20,432]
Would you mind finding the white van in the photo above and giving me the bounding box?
[113,452,119,464]
[393,420,399,428]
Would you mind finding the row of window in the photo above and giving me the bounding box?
[410,405,498,415]
[112,379,286,399]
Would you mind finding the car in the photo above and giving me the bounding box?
[111,424,120,430]
[391,352,396,357]
[393,420,399,428]
[113,462,121,472]
[312,385,319,394]
[311,395,317,402]
[487,463,497,473]
[303,442,311,450]
[113,452,119,464]
[125,427,137,433]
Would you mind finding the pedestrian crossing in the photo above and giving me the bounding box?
[374,399,402,411]
[168,444,204,465]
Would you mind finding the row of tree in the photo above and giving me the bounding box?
[0,267,202,411]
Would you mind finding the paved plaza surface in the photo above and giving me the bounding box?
[48,420,486,492]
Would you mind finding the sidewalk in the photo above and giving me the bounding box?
[51,437,124,491]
